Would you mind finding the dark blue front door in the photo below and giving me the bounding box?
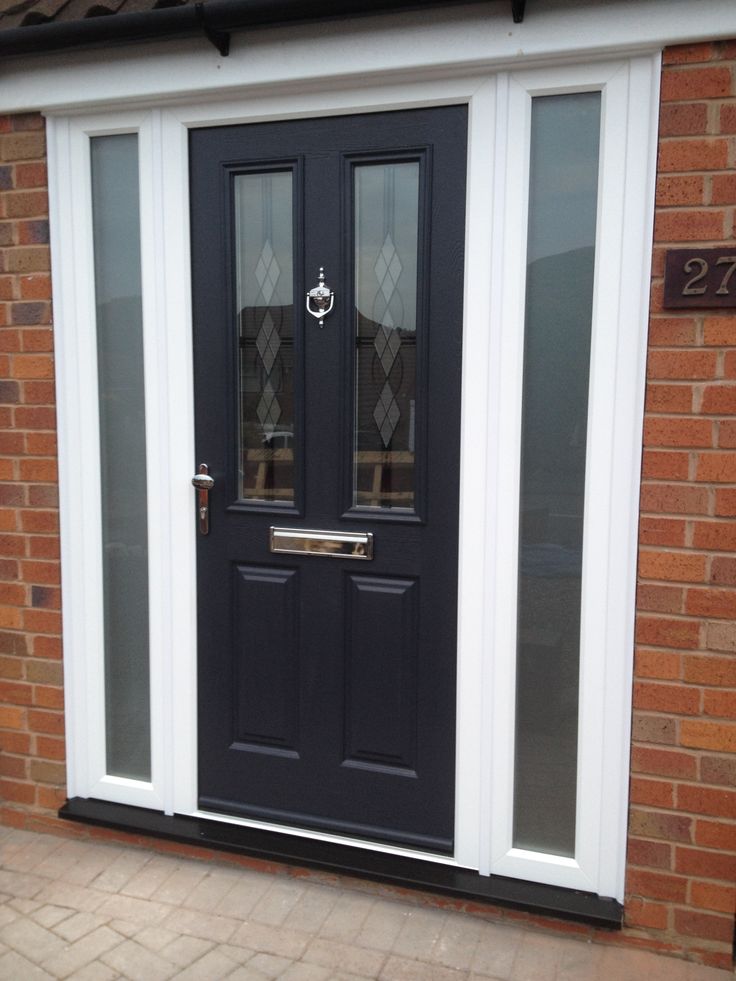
[190,107,467,852]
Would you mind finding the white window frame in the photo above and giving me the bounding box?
[487,59,660,895]
[47,51,659,901]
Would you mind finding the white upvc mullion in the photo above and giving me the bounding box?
[454,75,496,874]
[597,52,661,900]
[138,109,167,812]
[49,115,93,800]
[573,60,629,886]
[65,119,108,797]
[488,69,531,878]
[161,107,198,818]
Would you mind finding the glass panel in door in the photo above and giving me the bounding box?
[235,170,295,504]
[353,161,419,511]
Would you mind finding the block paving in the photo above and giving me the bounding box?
[0,826,730,980]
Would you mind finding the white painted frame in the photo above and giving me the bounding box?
[487,58,660,897]
[48,50,659,901]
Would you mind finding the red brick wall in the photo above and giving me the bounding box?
[0,113,65,816]
[0,42,734,971]
[628,40,736,970]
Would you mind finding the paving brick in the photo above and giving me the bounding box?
[173,947,241,981]
[179,867,241,913]
[249,876,306,927]
[355,900,409,952]
[281,883,340,934]
[471,920,523,977]
[227,965,282,981]
[431,913,484,971]
[556,938,604,981]
[0,915,65,963]
[159,933,213,966]
[0,830,39,859]
[0,870,46,900]
[106,917,139,938]
[134,924,180,952]
[53,910,108,943]
[508,933,566,981]
[218,942,259,965]
[29,904,71,930]
[0,948,54,980]
[392,906,447,960]
[31,840,89,881]
[279,962,332,981]
[379,954,467,980]
[150,864,209,906]
[40,925,123,978]
[331,973,379,981]
[160,906,239,944]
[89,847,150,894]
[246,950,294,977]
[33,881,106,914]
[121,856,178,900]
[318,893,376,944]
[94,893,171,924]
[100,937,176,981]
[599,945,689,981]
[6,896,41,914]
[686,963,736,980]
[229,920,310,959]
[0,908,17,932]
[64,962,118,981]
[303,936,387,976]
[213,870,271,919]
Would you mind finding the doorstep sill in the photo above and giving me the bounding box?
[59,797,622,929]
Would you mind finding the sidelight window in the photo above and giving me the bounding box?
[90,134,151,782]
[513,93,601,857]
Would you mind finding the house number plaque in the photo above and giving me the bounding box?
[664,248,736,309]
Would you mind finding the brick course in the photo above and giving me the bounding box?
[0,39,734,973]
[628,39,736,970]
[0,112,64,819]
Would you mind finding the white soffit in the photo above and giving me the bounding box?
[1,0,735,113]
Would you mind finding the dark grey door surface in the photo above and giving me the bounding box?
[191,107,467,853]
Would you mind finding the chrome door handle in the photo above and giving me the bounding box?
[192,463,214,535]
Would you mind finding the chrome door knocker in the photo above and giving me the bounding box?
[306,267,335,327]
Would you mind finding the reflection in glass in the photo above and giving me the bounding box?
[91,135,150,781]
[235,172,295,503]
[513,93,601,857]
[353,162,419,510]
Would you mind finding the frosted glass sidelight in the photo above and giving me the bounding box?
[91,134,151,781]
[235,171,295,503]
[513,93,601,857]
[353,162,419,510]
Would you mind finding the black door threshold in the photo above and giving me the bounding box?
[59,797,622,929]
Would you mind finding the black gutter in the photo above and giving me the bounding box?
[0,0,512,59]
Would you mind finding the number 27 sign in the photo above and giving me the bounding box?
[664,248,736,309]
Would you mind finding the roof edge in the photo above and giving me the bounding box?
[0,0,490,57]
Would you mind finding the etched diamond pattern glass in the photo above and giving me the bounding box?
[353,163,419,509]
[235,172,295,503]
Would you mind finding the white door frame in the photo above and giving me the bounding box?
[48,46,660,901]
